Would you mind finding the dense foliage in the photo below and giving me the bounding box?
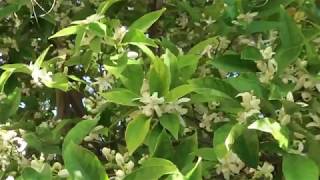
[1,0,320,179]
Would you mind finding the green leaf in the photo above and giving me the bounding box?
[159,113,180,140]
[90,37,102,53]
[97,0,122,14]
[35,46,52,67]
[124,158,179,180]
[165,84,194,102]
[21,164,52,180]
[241,46,263,61]
[177,55,200,81]
[101,88,140,106]
[163,49,179,87]
[0,4,21,21]
[307,138,320,171]
[145,124,163,154]
[248,118,289,149]
[0,70,13,92]
[120,64,144,94]
[278,7,304,48]
[88,22,107,37]
[173,133,198,169]
[283,153,319,180]
[226,73,267,98]
[276,45,302,74]
[194,148,217,161]
[45,73,69,91]
[184,157,202,180]
[275,7,304,73]
[189,77,238,97]
[188,37,218,55]
[232,129,259,168]
[149,59,171,96]
[212,55,258,72]
[23,133,60,154]
[213,123,233,158]
[247,21,279,33]
[256,0,294,17]
[152,130,175,160]
[224,123,245,151]
[129,8,166,33]
[125,115,151,155]
[49,25,80,39]
[1,63,31,74]
[0,88,21,122]
[63,119,98,150]
[123,29,157,47]
[63,142,108,180]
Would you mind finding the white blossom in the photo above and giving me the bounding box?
[237,92,260,111]
[93,72,114,92]
[306,113,320,129]
[232,12,258,25]
[301,91,312,102]
[113,26,128,42]
[163,98,190,115]
[102,147,116,161]
[276,107,291,125]
[139,92,164,117]
[29,63,53,87]
[30,153,45,171]
[260,47,275,60]
[251,162,274,179]
[216,151,245,180]
[236,92,261,123]
[57,169,70,178]
[84,125,104,142]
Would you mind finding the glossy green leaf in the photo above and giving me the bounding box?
[123,29,157,47]
[159,113,180,140]
[88,22,107,37]
[241,46,263,61]
[212,55,258,72]
[125,115,151,154]
[120,64,144,94]
[1,63,31,74]
[165,84,194,102]
[0,4,21,21]
[23,133,60,154]
[21,164,52,180]
[173,133,198,169]
[232,129,259,168]
[188,37,218,55]
[35,46,52,67]
[0,88,21,122]
[0,70,13,92]
[63,119,98,150]
[45,73,69,91]
[248,118,289,149]
[213,123,233,158]
[194,148,217,161]
[101,88,140,106]
[129,8,166,33]
[149,59,171,96]
[283,153,319,180]
[124,158,179,180]
[49,25,80,39]
[63,142,108,180]
[152,130,175,160]
[97,0,122,14]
